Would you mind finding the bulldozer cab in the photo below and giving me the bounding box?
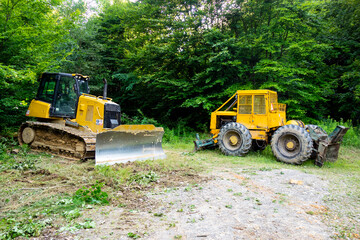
[36,73,89,118]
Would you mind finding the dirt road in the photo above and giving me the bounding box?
[77,168,333,239]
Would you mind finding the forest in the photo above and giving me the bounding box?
[0,0,359,133]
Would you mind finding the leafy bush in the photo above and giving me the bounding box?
[315,118,360,148]
[0,137,18,154]
[0,66,37,132]
[72,182,109,205]
[127,232,141,239]
[8,158,37,171]
[121,110,159,125]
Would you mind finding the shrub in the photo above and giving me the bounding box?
[315,118,360,148]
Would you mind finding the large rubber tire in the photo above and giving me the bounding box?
[271,124,313,165]
[218,122,252,156]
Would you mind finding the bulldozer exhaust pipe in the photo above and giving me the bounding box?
[103,78,107,99]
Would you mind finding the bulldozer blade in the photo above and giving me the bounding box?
[95,125,166,165]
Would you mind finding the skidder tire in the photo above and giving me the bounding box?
[218,122,252,156]
[271,124,313,164]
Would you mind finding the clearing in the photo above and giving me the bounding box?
[0,143,359,239]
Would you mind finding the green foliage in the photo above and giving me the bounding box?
[59,219,95,233]
[0,187,102,239]
[0,218,52,240]
[2,157,37,172]
[315,118,360,148]
[163,125,199,144]
[0,137,17,155]
[127,232,141,239]
[75,219,95,229]
[0,0,86,130]
[72,181,109,205]
[95,165,132,185]
[85,0,360,129]
[121,111,160,125]
[0,0,360,132]
[62,209,81,221]
[0,66,37,131]
[0,138,38,171]
[128,171,159,185]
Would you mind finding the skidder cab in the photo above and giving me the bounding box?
[194,90,348,167]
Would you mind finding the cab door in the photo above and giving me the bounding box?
[52,75,78,118]
[236,94,268,130]
[236,94,254,129]
[252,94,268,130]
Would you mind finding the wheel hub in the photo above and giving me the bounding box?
[229,136,238,145]
[285,140,296,151]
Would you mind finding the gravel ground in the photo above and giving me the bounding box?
[76,168,333,240]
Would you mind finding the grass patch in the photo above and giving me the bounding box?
[0,181,109,239]
[0,135,206,239]
[0,129,359,239]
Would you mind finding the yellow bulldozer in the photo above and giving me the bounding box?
[18,72,165,165]
[194,90,348,166]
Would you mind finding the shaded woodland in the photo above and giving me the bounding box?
[1,0,359,131]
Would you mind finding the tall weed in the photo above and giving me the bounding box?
[163,124,204,144]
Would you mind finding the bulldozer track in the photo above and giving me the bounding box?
[18,121,96,160]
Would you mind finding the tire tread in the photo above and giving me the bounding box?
[271,124,313,164]
[218,122,252,157]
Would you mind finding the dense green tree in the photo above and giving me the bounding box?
[92,0,344,128]
[0,0,83,132]
[322,0,360,124]
[1,0,359,133]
